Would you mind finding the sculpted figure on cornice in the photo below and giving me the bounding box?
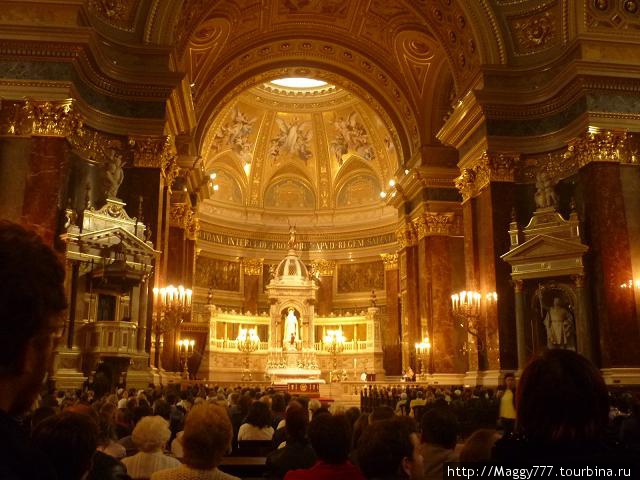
[270,116,313,164]
[331,112,375,164]
[534,172,559,210]
[103,150,125,200]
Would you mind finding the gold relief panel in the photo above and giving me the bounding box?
[380,253,398,271]
[242,258,264,276]
[506,2,563,56]
[336,175,381,208]
[311,259,336,277]
[195,256,240,292]
[263,178,315,209]
[337,260,384,294]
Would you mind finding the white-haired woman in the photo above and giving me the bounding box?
[122,415,181,479]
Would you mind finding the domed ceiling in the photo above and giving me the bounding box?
[199,75,400,225]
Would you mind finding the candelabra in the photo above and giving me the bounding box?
[152,285,192,370]
[323,329,346,383]
[237,328,260,381]
[451,290,497,366]
[414,337,431,380]
[178,338,195,379]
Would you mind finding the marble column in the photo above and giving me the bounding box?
[513,279,527,369]
[573,274,594,362]
[21,137,70,245]
[579,161,640,367]
[312,259,336,316]
[380,253,402,375]
[456,153,519,372]
[414,212,464,373]
[242,258,263,314]
[397,222,420,373]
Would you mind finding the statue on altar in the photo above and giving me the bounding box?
[534,172,558,210]
[283,308,300,349]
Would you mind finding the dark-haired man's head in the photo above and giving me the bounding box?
[421,407,459,450]
[517,349,608,443]
[357,417,423,479]
[0,222,66,415]
[285,402,308,441]
[32,412,98,480]
[308,413,351,464]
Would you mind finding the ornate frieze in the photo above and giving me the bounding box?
[242,258,264,276]
[455,151,518,201]
[380,253,399,271]
[565,130,629,167]
[396,222,417,249]
[0,99,83,138]
[310,259,336,277]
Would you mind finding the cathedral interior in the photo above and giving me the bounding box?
[1,0,639,391]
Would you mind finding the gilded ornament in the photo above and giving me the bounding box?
[32,100,83,137]
[565,130,629,167]
[380,253,399,271]
[0,100,34,135]
[512,12,555,52]
[88,0,139,31]
[396,223,417,248]
[242,258,264,276]
[311,259,336,277]
[424,212,455,236]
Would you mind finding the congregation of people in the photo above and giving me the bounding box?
[2,221,640,480]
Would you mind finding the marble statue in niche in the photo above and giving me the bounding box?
[270,116,313,163]
[544,297,574,348]
[331,112,375,164]
[534,283,576,350]
[534,171,559,209]
[103,150,124,199]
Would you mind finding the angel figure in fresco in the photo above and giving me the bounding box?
[271,116,312,163]
[331,111,375,164]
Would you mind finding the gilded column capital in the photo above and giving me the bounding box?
[185,210,199,241]
[380,253,399,271]
[169,203,194,232]
[396,223,417,248]
[0,99,83,137]
[455,151,519,201]
[565,130,629,167]
[514,279,524,293]
[129,135,181,190]
[311,259,336,277]
[242,258,264,276]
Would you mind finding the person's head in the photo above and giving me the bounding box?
[357,417,423,479]
[517,349,608,443]
[285,402,309,441]
[182,403,233,469]
[271,393,285,414]
[369,405,395,424]
[0,222,66,415]
[308,398,321,414]
[459,429,501,463]
[420,406,459,449]
[504,372,515,390]
[32,412,98,480]
[132,415,171,453]
[308,413,351,464]
[245,399,272,428]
